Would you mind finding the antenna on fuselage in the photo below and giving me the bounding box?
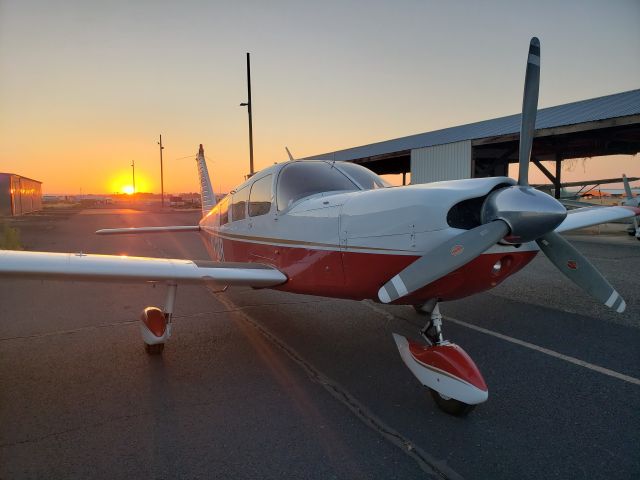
[285,147,295,161]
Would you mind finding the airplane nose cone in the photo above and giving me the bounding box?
[481,186,567,243]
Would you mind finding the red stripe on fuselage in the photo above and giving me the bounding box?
[200,232,537,304]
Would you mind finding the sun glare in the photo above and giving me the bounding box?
[122,185,135,195]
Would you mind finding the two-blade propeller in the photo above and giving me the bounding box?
[378,37,627,313]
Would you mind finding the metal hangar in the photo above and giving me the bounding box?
[0,173,43,216]
[305,89,640,197]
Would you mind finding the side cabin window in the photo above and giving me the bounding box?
[276,161,358,211]
[249,174,273,217]
[231,186,249,221]
[218,197,229,225]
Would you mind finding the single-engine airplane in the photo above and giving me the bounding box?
[558,174,640,239]
[2,38,639,416]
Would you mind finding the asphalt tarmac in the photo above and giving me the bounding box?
[1,208,639,479]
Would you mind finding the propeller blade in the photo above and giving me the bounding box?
[378,221,510,303]
[622,174,633,201]
[536,231,626,312]
[518,37,541,187]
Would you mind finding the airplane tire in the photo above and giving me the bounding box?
[429,388,475,416]
[145,343,165,355]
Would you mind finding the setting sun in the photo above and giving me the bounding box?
[122,185,135,195]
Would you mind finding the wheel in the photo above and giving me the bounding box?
[145,343,165,355]
[429,388,475,416]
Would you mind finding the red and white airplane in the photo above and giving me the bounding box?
[2,38,638,415]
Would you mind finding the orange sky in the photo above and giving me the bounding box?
[1,1,638,194]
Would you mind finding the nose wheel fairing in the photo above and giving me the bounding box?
[393,334,488,406]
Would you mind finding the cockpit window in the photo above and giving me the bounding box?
[276,161,358,211]
[218,197,229,225]
[249,174,272,217]
[336,162,391,190]
[231,186,249,221]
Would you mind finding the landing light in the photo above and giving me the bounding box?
[492,260,502,275]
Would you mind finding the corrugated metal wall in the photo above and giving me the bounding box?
[0,175,11,216]
[12,176,42,215]
[0,174,42,216]
[410,140,472,184]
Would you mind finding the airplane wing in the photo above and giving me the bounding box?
[0,250,287,286]
[96,226,200,235]
[560,199,598,210]
[555,206,640,233]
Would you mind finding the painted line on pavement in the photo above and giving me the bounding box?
[444,316,640,387]
[361,301,640,387]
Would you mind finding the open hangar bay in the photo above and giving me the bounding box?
[306,89,640,193]
[0,208,639,479]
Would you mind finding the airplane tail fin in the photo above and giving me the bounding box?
[196,144,216,215]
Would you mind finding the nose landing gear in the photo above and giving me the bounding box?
[394,301,488,416]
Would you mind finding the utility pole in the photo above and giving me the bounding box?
[131,160,136,194]
[239,52,254,177]
[158,134,165,207]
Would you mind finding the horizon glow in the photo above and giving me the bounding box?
[1,1,638,194]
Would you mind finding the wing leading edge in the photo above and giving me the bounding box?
[555,206,640,233]
[0,250,287,287]
[95,225,200,235]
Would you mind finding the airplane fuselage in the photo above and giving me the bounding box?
[198,161,538,304]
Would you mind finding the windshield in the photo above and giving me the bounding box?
[336,162,391,189]
[276,161,358,210]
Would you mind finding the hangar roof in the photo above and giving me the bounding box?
[0,173,42,184]
[306,89,640,162]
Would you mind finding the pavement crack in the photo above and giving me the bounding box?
[210,288,463,480]
[0,320,139,342]
[0,300,335,343]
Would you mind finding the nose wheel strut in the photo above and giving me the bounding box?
[393,300,488,416]
[419,302,444,346]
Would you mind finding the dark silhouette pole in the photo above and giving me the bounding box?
[158,134,165,207]
[240,52,254,177]
[131,160,136,193]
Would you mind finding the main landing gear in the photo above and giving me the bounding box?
[394,301,488,416]
[139,282,177,355]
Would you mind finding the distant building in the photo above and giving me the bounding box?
[0,173,42,216]
[169,195,185,207]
